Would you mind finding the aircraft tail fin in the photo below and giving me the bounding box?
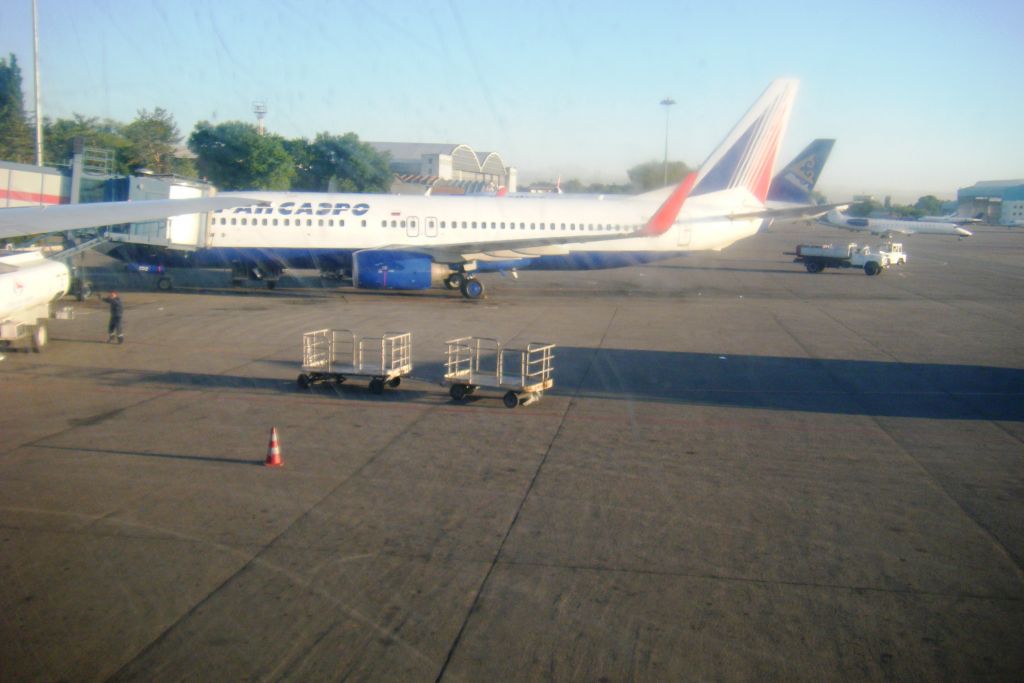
[689,79,798,203]
[767,138,835,203]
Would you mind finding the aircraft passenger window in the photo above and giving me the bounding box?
[272,219,278,226]
[361,220,366,227]
[391,220,397,227]
[472,222,477,229]
[462,221,468,228]
[491,222,496,229]
[341,220,346,227]
[530,223,536,230]
[561,223,566,230]
[261,219,267,226]
[401,221,407,228]
[284,219,290,226]
[381,220,386,227]
[307,219,312,226]
[231,218,237,225]
[500,222,505,229]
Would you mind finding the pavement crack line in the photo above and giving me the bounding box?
[772,311,1024,582]
[433,307,621,683]
[106,394,443,680]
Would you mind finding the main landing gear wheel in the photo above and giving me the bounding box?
[460,278,484,299]
[31,323,47,353]
[503,391,520,409]
[444,273,464,290]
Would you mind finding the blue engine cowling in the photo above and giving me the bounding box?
[352,250,438,290]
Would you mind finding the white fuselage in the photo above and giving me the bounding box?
[820,209,972,238]
[204,187,765,261]
[0,251,70,324]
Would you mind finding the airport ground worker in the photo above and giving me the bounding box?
[101,291,124,344]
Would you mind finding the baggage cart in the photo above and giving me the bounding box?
[298,329,412,394]
[443,336,555,408]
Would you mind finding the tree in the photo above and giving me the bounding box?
[288,132,392,193]
[627,160,691,191]
[122,108,181,174]
[0,53,34,163]
[188,121,294,190]
[43,114,131,170]
[914,195,945,216]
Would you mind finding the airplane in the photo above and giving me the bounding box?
[818,208,974,239]
[1,79,819,300]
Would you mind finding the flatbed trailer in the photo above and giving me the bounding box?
[298,329,412,394]
[443,336,555,408]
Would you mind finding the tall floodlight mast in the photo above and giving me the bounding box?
[659,97,676,187]
[253,102,267,136]
[32,0,43,166]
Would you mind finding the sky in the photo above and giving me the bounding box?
[2,0,1022,202]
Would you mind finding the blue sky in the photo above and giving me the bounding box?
[2,0,1022,201]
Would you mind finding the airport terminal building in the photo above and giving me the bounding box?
[958,180,1024,226]
[368,142,517,195]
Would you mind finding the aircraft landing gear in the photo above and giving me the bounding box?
[444,272,465,290]
[460,277,484,300]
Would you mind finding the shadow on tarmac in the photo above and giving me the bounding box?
[555,347,1024,421]
[36,444,263,466]
[75,350,1024,420]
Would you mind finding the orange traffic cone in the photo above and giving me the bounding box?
[264,427,283,467]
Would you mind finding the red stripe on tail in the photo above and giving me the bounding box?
[640,172,697,237]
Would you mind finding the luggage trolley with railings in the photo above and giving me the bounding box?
[298,329,412,394]
[443,337,555,408]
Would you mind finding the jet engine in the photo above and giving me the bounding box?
[352,250,449,290]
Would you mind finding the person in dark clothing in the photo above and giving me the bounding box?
[102,292,124,343]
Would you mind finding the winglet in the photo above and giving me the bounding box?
[639,172,697,236]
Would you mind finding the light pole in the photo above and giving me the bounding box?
[660,97,675,186]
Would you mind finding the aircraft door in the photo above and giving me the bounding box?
[425,217,438,238]
[406,217,420,238]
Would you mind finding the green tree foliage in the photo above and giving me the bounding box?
[914,195,945,216]
[627,160,692,191]
[188,121,295,190]
[43,114,130,169]
[122,108,181,174]
[846,200,881,217]
[289,132,392,193]
[0,53,35,163]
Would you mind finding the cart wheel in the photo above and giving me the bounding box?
[369,378,385,395]
[387,377,401,388]
[157,276,173,290]
[297,373,311,389]
[503,391,519,409]
[449,384,468,401]
[334,375,346,384]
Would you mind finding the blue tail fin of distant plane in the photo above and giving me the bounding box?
[767,138,835,203]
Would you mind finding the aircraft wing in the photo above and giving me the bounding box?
[0,196,265,241]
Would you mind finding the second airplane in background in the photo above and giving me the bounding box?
[818,209,974,239]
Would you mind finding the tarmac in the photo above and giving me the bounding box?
[2,221,1022,681]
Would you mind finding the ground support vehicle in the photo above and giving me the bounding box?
[880,242,907,265]
[297,329,412,394]
[443,336,555,408]
[790,243,890,275]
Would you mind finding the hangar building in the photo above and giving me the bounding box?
[958,180,1024,226]
[368,142,517,195]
